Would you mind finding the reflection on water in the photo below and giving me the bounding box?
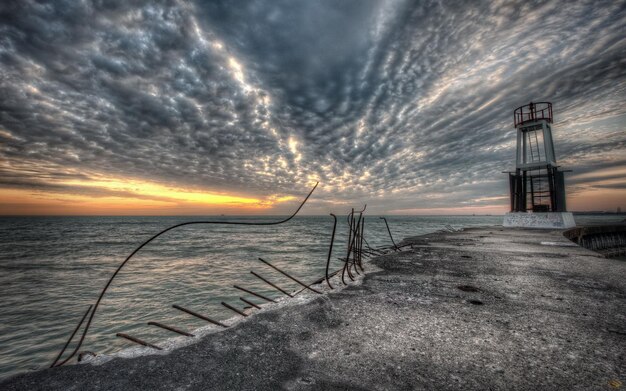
[0,214,616,379]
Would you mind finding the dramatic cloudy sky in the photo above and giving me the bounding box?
[1,0,625,215]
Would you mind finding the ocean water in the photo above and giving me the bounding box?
[0,214,619,379]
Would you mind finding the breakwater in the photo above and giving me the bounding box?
[564,224,626,258]
[0,214,503,380]
[2,227,624,390]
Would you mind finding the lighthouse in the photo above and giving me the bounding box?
[503,102,575,228]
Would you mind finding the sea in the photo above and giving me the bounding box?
[0,214,622,380]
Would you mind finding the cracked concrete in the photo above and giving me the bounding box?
[2,227,625,390]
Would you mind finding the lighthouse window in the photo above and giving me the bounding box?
[524,128,545,164]
[521,124,543,132]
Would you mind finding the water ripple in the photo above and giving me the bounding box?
[0,214,512,379]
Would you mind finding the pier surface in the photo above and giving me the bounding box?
[3,227,625,390]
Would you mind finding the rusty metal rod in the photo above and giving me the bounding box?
[380,217,399,251]
[364,242,382,253]
[234,285,277,303]
[351,211,364,273]
[342,210,355,283]
[311,268,342,287]
[361,251,379,258]
[351,211,364,269]
[50,183,318,366]
[50,304,93,367]
[250,271,293,297]
[354,215,360,269]
[147,321,195,337]
[172,305,228,328]
[343,210,360,283]
[359,217,365,271]
[258,257,322,294]
[375,243,411,251]
[347,205,366,236]
[345,209,354,260]
[77,351,97,362]
[351,255,360,275]
[239,297,261,309]
[361,248,379,255]
[352,215,361,275]
[352,254,361,275]
[349,204,366,215]
[116,333,162,350]
[355,225,376,252]
[353,226,358,265]
[396,243,415,249]
[348,213,375,255]
[325,213,338,289]
[292,268,343,297]
[221,301,248,317]
[316,268,342,285]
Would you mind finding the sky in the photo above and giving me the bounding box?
[0,0,625,215]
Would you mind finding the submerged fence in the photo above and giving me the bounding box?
[50,183,402,366]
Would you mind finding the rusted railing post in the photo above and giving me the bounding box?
[342,209,356,284]
[258,257,322,294]
[325,213,338,289]
[352,220,359,275]
[239,297,261,309]
[233,285,276,303]
[116,333,162,350]
[147,321,195,337]
[359,217,365,271]
[221,301,248,317]
[49,305,93,368]
[380,217,399,251]
[250,271,293,297]
[173,305,228,328]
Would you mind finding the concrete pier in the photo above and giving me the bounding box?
[2,227,625,390]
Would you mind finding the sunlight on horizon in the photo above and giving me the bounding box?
[0,174,302,215]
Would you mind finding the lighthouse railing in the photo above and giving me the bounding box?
[514,102,552,127]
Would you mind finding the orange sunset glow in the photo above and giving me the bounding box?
[1,1,626,387]
[0,0,624,216]
[0,174,298,215]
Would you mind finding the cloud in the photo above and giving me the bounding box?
[1,0,625,213]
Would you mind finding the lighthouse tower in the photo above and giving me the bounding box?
[503,102,575,228]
